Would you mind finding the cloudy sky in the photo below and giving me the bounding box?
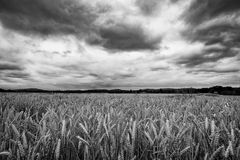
[0,0,239,89]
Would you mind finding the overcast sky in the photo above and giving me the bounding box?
[0,0,239,89]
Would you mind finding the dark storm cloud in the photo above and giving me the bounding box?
[181,25,240,67]
[88,23,160,51]
[182,1,240,68]
[185,25,240,46]
[204,26,240,47]
[0,0,162,52]
[185,0,240,25]
[177,48,238,67]
[0,0,96,36]
[183,0,240,45]
[0,62,22,70]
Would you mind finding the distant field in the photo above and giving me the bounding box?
[0,93,240,160]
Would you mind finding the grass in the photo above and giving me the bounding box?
[0,93,240,160]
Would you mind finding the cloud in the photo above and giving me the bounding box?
[135,0,160,15]
[0,0,239,89]
[0,77,17,83]
[0,0,96,36]
[89,72,135,81]
[185,0,240,25]
[176,47,238,67]
[38,71,62,78]
[0,0,163,52]
[183,0,240,45]
[198,26,240,46]
[181,2,240,69]
[4,72,30,80]
[88,23,161,51]
[184,15,240,44]
[189,68,240,74]
[180,25,240,68]
[150,67,169,72]
[136,0,180,16]
[0,62,22,70]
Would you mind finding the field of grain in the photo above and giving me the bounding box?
[0,93,239,160]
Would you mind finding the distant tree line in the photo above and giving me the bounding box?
[0,86,239,95]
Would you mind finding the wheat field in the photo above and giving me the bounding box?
[0,93,240,160]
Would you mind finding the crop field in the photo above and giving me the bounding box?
[0,93,240,160]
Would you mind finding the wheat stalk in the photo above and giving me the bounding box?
[131,120,137,157]
[211,120,215,136]
[22,131,28,150]
[225,141,234,158]
[0,151,12,157]
[55,139,61,160]
[205,117,209,130]
[166,120,171,136]
[17,141,25,157]
[11,124,20,139]
[61,119,66,137]
[213,132,220,147]
[230,125,235,142]
[180,146,190,155]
